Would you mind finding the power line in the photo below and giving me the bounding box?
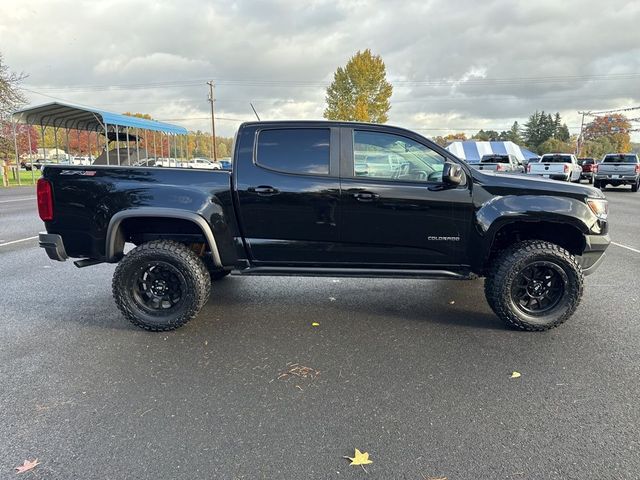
[23,72,640,93]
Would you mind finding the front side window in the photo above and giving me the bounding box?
[353,130,446,182]
[256,128,330,175]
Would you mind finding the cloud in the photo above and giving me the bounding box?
[2,0,639,139]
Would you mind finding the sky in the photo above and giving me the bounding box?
[1,0,640,140]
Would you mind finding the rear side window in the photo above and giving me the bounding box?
[256,128,330,175]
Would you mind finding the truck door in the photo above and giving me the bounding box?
[234,126,341,264]
[338,127,472,267]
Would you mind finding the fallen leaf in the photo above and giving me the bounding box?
[449,300,455,304]
[344,448,373,466]
[311,322,320,327]
[15,459,40,474]
[329,297,336,301]
[510,371,521,378]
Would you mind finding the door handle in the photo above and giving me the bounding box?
[249,185,279,196]
[352,192,379,201]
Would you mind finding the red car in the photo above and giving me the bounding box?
[578,157,596,184]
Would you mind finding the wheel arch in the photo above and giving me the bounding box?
[106,208,223,267]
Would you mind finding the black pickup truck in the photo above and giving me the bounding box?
[37,121,610,332]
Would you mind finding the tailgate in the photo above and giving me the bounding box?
[530,163,565,174]
[598,163,637,175]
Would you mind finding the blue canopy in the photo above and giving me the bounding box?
[12,101,187,134]
[446,141,538,163]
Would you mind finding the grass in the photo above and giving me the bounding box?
[1,169,41,187]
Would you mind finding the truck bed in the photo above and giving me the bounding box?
[41,165,237,261]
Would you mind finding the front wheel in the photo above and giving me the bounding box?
[484,241,584,331]
[112,240,211,331]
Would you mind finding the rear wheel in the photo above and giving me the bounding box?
[593,180,601,189]
[631,180,639,192]
[112,240,211,331]
[485,241,583,331]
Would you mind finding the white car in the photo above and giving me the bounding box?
[184,158,222,170]
[527,153,581,182]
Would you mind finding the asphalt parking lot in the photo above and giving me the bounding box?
[1,184,639,479]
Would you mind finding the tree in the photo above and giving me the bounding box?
[537,137,574,155]
[442,132,467,144]
[0,53,26,120]
[524,111,570,153]
[1,122,37,163]
[472,129,500,141]
[583,114,631,153]
[324,49,393,123]
[499,121,523,144]
[581,137,616,159]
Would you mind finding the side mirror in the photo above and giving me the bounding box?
[442,162,463,186]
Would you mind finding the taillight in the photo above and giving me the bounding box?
[564,164,569,173]
[496,164,503,171]
[635,164,640,174]
[592,164,598,173]
[37,178,53,221]
[527,164,531,173]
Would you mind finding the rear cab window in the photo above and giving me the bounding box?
[541,155,573,163]
[481,155,510,164]
[602,154,638,163]
[256,128,330,175]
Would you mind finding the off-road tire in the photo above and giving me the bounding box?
[484,240,583,331]
[112,240,211,331]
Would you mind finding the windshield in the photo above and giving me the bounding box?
[602,154,637,163]
[541,155,572,163]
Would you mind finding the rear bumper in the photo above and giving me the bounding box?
[531,173,569,181]
[578,233,610,276]
[595,174,639,184]
[39,232,68,261]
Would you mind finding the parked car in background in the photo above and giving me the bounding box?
[593,153,640,191]
[133,158,158,167]
[183,158,222,169]
[219,159,233,170]
[527,153,581,182]
[470,154,524,173]
[21,159,59,170]
[578,157,596,184]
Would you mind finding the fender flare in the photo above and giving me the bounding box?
[105,208,223,267]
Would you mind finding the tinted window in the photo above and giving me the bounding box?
[257,129,330,175]
[354,130,446,183]
[482,155,510,164]
[603,154,638,163]
[541,155,572,163]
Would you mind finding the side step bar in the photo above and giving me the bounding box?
[74,258,105,268]
[233,266,474,280]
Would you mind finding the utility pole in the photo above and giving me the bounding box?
[576,111,590,156]
[207,81,217,162]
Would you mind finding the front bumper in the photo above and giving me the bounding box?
[578,233,610,276]
[39,232,68,261]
